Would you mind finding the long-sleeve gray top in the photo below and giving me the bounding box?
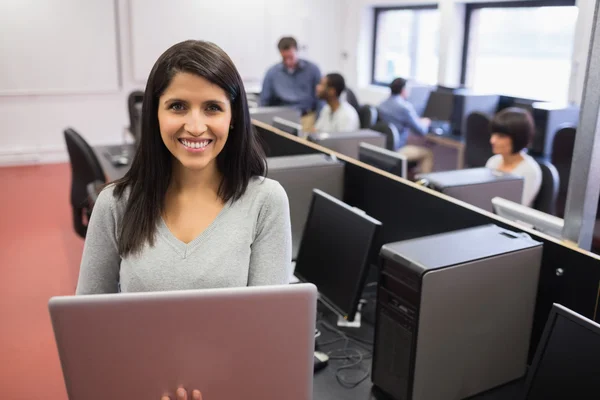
[76,177,292,294]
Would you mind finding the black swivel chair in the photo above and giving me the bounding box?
[371,121,419,177]
[358,105,378,129]
[464,112,493,168]
[63,128,106,238]
[371,120,401,151]
[128,90,144,140]
[344,88,360,115]
[533,160,560,216]
[550,125,576,218]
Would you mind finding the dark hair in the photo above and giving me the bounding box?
[390,78,407,95]
[325,73,346,98]
[113,40,266,256]
[277,37,298,51]
[490,107,535,154]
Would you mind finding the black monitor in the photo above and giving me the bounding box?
[358,142,407,179]
[423,91,455,122]
[523,303,600,399]
[294,189,382,323]
[272,116,302,136]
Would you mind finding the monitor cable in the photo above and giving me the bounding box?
[316,320,373,389]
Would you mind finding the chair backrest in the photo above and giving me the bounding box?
[550,125,576,217]
[464,112,492,168]
[344,88,360,114]
[64,128,106,207]
[371,120,401,151]
[533,160,560,216]
[358,105,378,129]
[128,90,144,140]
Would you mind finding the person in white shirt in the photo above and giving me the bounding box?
[313,73,360,133]
[485,107,542,207]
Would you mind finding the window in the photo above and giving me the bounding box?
[462,1,578,103]
[372,6,440,86]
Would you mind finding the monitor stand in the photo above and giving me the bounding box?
[335,300,365,329]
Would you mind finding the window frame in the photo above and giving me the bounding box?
[371,4,439,87]
[460,0,577,87]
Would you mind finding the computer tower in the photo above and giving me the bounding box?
[267,154,344,261]
[529,102,579,158]
[308,129,386,159]
[415,167,523,212]
[372,224,542,400]
[249,106,302,125]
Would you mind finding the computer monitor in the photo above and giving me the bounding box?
[358,142,407,179]
[523,303,600,399]
[294,189,382,324]
[272,116,303,136]
[491,197,564,239]
[423,91,455,122]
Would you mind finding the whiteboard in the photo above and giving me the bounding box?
[130,0,268,85]
[0,0,120,95]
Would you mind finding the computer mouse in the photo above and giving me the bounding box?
[314,351,329,372]
[113,155,130,166]
[433,127,444,135]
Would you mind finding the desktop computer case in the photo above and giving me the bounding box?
[416,168,524,213]
[372,224,542,400]
[267,154,344,260]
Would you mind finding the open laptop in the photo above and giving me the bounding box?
[522,303,600,399]
[49,284,317,400]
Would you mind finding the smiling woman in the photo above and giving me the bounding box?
[75,42,292,290]
[75,40,292,397]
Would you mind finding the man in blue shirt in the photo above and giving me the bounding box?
[260,37,321,131]
[378,78,434,173]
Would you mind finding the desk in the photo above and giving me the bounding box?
[426,133,465,170]
[314,300,525,399]
[94,144,135,182]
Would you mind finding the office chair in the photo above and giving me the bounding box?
[371,121,419,177]
[550,125,576,217]
[358,105,378,129]
[533,160,560,216]
[371,121,401,151]
[127,90,144,140]
[343,88,360,114]
[63,128,106,238]
[464,112,493,168]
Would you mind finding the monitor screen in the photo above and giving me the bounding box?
[524,304,600,399]
[423,91,455,121]
[358,142,407,179]
[294,189,381,321]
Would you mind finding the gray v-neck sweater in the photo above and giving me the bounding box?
[76,177,292,294]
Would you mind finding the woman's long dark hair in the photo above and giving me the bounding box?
[113,40,266,256]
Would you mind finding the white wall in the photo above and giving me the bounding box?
[0,0,343,166]
[341,0,595,107]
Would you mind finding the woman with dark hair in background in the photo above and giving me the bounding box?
[486,107,542,207]
[76,39,292,399]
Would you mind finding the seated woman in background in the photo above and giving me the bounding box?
[486,107,542,207]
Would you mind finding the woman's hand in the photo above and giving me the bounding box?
[162,387,202,400]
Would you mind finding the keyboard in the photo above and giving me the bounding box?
[104,145,131,157]
[429,120,452,135]
[103,145,133,167]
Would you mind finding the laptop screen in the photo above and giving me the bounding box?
[525,304,600,399]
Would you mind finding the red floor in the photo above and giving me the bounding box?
[0,163,83,399]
